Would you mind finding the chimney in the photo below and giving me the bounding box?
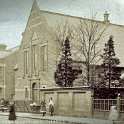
[104,11,110,23]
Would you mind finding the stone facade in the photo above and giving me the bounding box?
[40,87,93,117]
[14,1,57,101]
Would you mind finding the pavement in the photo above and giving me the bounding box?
[0,112,123,124]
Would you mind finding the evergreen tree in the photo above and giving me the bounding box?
[101,35,120,88]
[54,37,75,87]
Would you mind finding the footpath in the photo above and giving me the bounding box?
[0,112,123,124]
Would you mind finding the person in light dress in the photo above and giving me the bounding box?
[109,106,119,121]
[48,97,54,116]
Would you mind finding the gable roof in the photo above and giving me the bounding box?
[40,8,124,29]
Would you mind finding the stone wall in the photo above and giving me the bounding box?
[40,87,93,117]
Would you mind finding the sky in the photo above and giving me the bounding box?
[0,0,124,48]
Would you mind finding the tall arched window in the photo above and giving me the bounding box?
[31,32,39,75]
[40,43,47,71]
[24,50,29,75]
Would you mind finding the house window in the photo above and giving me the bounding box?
[24,50,29,75]
[40,45,47,71]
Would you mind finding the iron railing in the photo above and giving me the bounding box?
[93,99,124,112]
[120,99,124,112]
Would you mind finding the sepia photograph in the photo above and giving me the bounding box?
[0,0,124,123]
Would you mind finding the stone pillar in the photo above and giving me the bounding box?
[117,93,120,118]
[91,94,94,118]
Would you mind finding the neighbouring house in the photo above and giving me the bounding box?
[0,44,18,100]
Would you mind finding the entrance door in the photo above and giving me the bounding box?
[32,83,37,102]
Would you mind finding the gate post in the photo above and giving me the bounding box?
[117,93,120,119]
[91,91,94,118]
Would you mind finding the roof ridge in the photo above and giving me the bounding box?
[40,9,124,28]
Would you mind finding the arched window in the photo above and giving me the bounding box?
[40,44,47,71]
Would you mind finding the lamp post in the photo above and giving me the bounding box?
[38,78,40,104]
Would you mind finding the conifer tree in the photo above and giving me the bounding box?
[54,37,75,87]
[101,35,120,88]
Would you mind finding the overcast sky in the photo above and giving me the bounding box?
[0,0,124,48]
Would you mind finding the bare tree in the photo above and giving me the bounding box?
[55,18,108,86]
[77,17,108,86]
[55,20,75,62]
[54,20,82,86]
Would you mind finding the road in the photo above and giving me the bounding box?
[0,115,66,124]
[0,112,122,124]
